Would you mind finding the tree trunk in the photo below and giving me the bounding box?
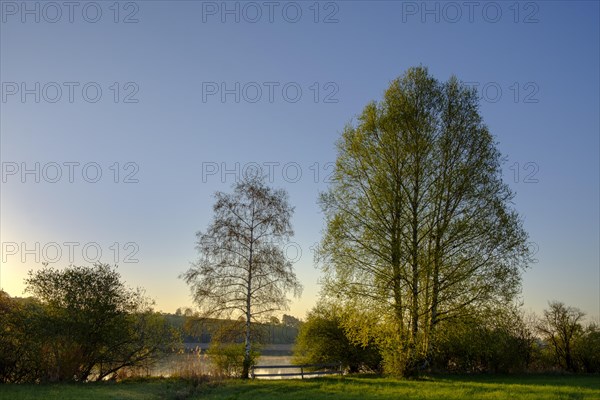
[242,237,254,379]
[427,236,441,364]
[242,294,252,378]
[405,169,421,378]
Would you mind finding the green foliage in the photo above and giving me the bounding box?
[318,66,531,376]
[282,314,302,329]
[432,309,535,373]
[0,264,178,383]
[207,342,256,378]
[0,292,48,383]
[0,291,20,380]
[204,320,260,378]
[574,323,600,373]
[293,302,382,373]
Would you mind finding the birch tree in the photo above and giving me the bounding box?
[182,175,302,379]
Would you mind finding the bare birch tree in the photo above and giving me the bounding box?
[182,175,302,378]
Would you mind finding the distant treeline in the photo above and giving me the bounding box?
[163,313,301,345]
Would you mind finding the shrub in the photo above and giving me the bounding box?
[0,264,178,383]
[574,323,600,373]
[207,342,259,377]
[293,302,382,373]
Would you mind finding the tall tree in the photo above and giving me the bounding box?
[538,301,585,371]
[182,176,302,379]
[318,66,531,376]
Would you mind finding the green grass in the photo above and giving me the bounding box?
[1,374,598,400]
[0,379,181,400]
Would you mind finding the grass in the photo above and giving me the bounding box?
[0,374,598,400]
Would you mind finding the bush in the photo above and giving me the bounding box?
[205,320,260,378]
[206,338,260,378]
[433,310,535,373]
[207,342,247,377]
[293,302,382,373]
[0,264,178,383]
[574,323,600,373]
[0,292,38,383]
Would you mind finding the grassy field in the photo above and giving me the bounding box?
[1,374,598,400]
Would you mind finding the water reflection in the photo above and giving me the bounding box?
[147,353,293,379]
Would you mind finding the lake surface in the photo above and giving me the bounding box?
[146,347,294,379]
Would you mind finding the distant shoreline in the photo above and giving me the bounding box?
[183,343,293,356]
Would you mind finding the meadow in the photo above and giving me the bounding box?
[1,374,598,400]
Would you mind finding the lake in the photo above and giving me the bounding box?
[145,344,295,379]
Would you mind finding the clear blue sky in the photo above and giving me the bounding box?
[1,0,598,321]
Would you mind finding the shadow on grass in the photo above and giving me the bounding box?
[190,374,598,400]
[427,373,600,390]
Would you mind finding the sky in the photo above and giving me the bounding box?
[0,0,598,322]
